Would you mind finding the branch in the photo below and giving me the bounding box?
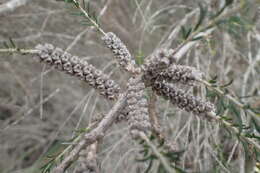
[53,91,128,173]
[199,79,260,122]
[200,108,260,152]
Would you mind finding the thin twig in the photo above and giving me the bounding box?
[138,132,175,173]
[199,79,260,122]
[72,0,106,35]
[53,91,128,173]
[203,104,260,152]
[0,48,38,54]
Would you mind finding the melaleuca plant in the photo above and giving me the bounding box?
[0,0,259,173]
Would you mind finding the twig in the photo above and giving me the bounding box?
[53,91,128,173]
[42,122,98,172]
[199,79,260,122]
[0,48,38,54]
[138,132,175,173]
[72,0,106,35]
[219,117,260,152]
[205,110,260,152]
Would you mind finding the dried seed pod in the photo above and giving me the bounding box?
[34,43,120,100]
[152,80,215,120]
[126,77,151,138]
[158,64,203,86]
[142,49,175,85]
[102,32,140,74]
[34,44,54,63]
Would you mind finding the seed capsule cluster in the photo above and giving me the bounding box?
[142,49,175,85]
[34,43,120,100]
[152,80,215,119]
[30,36,218,172]
[126,77,151,137]
[158,64,203,86]
[102,32,139,73]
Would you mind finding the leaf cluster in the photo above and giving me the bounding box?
[180,0,234,41]
[206,76,260,162]
[137,135,186,173]
[63,0,100,27]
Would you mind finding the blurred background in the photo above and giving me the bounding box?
[0,0,259,172]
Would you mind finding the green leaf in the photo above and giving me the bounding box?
[64,0,74,3]
[149,134,156,141]
[206,88,218,98]
[3,41,9,49]
[162,150,185,162]
[70,12,85,16]
[181,26,192,40]
[157,138,165,148]
[211,0,233,19]
[245,133,260,140]
[194,3,207,31]
[40,160,55,173]
[157,163,168,173]
[139,139,145,145]
[73,1,79,8]
[220,79,233,88]
[144,159,154,173]
[228,103,243,134]
[80,21,93,26]
[8,38,16,48]
[191,36,204,41]
[221,116,233,123]
[136,154,157,162]
[240,139,251,165]
[252,117,260,134]
[171,165,187,173]
[216,97,228,116]
[209,75,218,84]
[225,0,234,6]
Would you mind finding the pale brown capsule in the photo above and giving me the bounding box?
[34,43,121,100]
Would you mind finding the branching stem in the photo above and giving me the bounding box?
[199,79,259,121]
[208,109,260,152]
[72,0,106,35]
